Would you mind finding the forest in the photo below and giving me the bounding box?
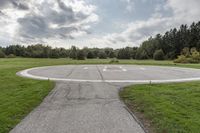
[0,21,200,62]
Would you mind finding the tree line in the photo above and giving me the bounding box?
[136,21,200,60]
[0,44,137,59]
[0,21,200,60]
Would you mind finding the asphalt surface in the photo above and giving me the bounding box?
[12,65,200,133]
[17,65,200,83]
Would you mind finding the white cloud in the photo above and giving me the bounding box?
[104,0,200,47]
[65,0,200,49]
[0,0,200,49]
[165,0,200,23]
[120,0,135,12]
[0,0,98,45]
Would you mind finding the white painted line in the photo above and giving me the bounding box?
[122,69,127,71]
[140,67,146,70]
[119,66,127,72]
[103,66,107,71]
[83,67,88,70]
[17,67,200,84]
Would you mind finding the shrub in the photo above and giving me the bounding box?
[135,49,149,60]
[108,51,116,58]
[7,54,16,58]
[98,51,107,59]
[109,58,119,64]
[0,50,5,58]
[174,55,188,63]
[87,51,95,59]
[190,47,197,53]
[76,50,85,60]
[191,50,200,61]
[174,47,200,64]
[187,58,199,63]
[181,47,190,57]
[153,49,165,60]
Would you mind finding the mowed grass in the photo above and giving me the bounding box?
[0,58,73,133]
[120,82,200,133]
[0,58,200,133]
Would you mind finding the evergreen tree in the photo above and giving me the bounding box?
[69,46,78,59]
[0,49,5,58]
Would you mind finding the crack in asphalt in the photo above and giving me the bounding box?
[96,65,105,81]
[65,65,77,78]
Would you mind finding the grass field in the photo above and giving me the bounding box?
[120,82,200,133]
[0,58,200,133]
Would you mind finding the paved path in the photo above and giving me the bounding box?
[11,65,200,133]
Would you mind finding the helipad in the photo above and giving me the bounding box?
[17,65,200,83]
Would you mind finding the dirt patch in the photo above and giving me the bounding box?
[127,102,156,133]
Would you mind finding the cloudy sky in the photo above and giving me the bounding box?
[0,0,200,48]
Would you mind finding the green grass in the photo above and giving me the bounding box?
[0,58,200,133]
[120,82,200,133]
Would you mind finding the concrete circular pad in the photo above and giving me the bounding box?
[17,65,200,83]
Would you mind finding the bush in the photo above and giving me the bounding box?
[76,50,85,60]
[0,50,5,58]
[190,47,197,53]
[7,54,16,58]
[174,55,188,63]
[87,51,95,59]
[135,49,149,60]
[174,48,200,64]
[191,50,200,61]
[153,49,165,60]
[109,58,119,64]
[98,51,107,59]
[187,58,199,63]
[181,47,190,57]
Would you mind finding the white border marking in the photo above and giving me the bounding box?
[103,66,107,71]
[83,67,88,70]
[17,66,200,83]
[122,69,127,71]
[140,67,146,70]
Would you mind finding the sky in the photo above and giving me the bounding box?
[0,0,200,48]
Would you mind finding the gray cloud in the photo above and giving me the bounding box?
[0,11,4,15]
[17,15,49,39]
[17,13,79,40]
[16,0,98,42]
[0,0,29,10]
[0,0,10,8]
[11,1,29,10]
[57,0,71,11]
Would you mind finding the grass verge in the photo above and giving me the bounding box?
[120,82,200,133]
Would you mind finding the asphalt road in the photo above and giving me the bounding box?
[11,65,200,133]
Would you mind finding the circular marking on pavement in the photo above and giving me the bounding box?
[17,65,200,83]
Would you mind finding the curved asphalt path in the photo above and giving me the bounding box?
[11,65,200,133]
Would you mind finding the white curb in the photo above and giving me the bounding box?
[17,66,200,83]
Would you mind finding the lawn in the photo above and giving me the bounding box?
[120,82,200,133]
[0,58,200,133]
